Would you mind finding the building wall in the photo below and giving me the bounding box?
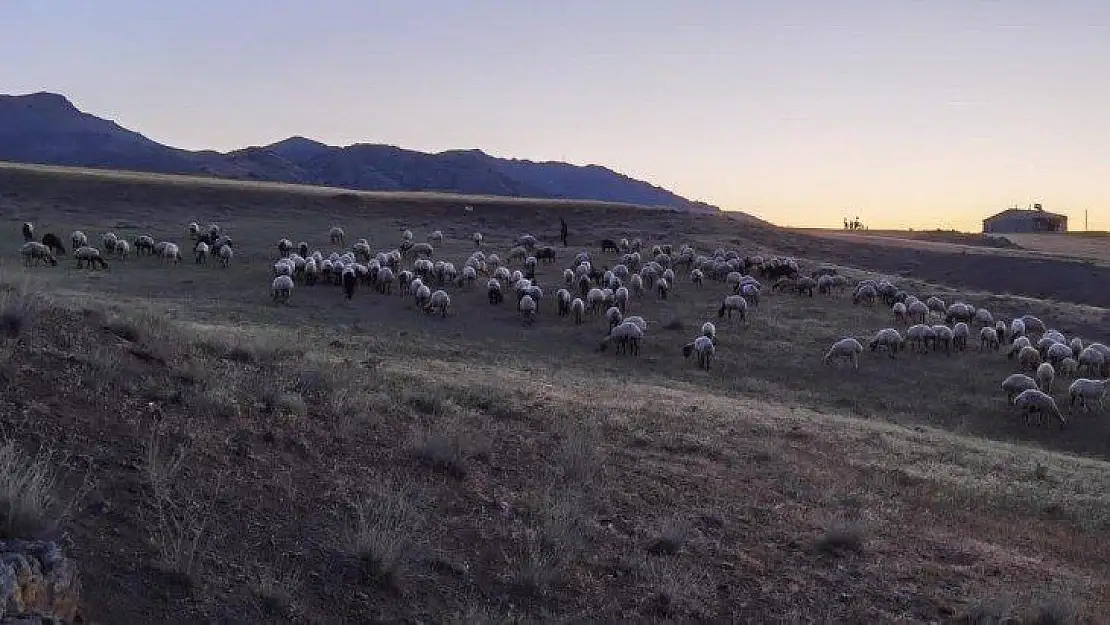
[983,214,1067,233]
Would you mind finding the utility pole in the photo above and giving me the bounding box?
[1085,209,1088,232]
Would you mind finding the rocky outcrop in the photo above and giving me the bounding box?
[0,541,79,624]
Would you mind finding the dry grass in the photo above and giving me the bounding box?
[0,164,1108,621]
[0,440,62,539]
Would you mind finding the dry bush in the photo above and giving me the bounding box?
[813,522,865,556]
[252,559,303,616]
[0,284,37,340]
[345,478,421,588]
[0,440,62,539]
[647,519,690,556]
[143,429,215,581]
[411,417,490,478]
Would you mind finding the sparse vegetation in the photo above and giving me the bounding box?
[0,165,1108,621]
[0,440,62,539]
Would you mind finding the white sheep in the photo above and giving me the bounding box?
[1068,378,1108,413]
[1007,336,1033,359]
[414,284,432,308]
[473,232,483,248]
[867,328,905,358]
[701,321,716,344]
[570,297,585,324]
[682,335,715,370]
[952,322,970,351]
[70,230,88,250]
[891,302,908,325]
[20,242,56,266]
[599,320,644,356]
[1077,346,1105,378]
[1001,373,1038,402]
[717,295,748,322]
[824,337,863,370]
[74,245,108,269]
[218,244,233,268]
[1009,318,1027,343]
[519,294,537,323]
[623,316,647,332]
[932,324,955,355]
[1045,342,1072,366]
[1018,345,1042,372]
[160,242,181,264]
[1070,337,1084,359]
[271,275,294,303]
[194,241,210,265]
[429,230,444,245]
[187,222,200,239]
[1035,362,1055,393]
[979,327,1000,352]
[1012,389,1066,427]
[329,226,346,246]
[1059,357,1078,378]
[426,289,451,317]
[974,308,993,327]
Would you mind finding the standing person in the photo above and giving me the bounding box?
[560,217,568,247]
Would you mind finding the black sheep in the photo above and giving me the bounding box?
[41,233,66,255]
[21,222,34,242]
[342,269,357,300]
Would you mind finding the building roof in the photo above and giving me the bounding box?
[982,208,1067,223]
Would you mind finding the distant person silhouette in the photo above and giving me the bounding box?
[560,218,568,247]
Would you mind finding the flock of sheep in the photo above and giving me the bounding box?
[821,279,1109,428]
[17,217,1108,432]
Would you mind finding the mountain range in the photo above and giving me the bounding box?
[0,92,719,213]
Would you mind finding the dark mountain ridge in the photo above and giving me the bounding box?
[0,92,720,213]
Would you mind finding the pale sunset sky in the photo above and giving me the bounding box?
[2,1,1108,231]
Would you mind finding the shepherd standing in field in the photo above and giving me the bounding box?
[560,217,568,247]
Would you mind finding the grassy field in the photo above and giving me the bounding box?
[1003,232,1110,264]
[1,165,1109,622]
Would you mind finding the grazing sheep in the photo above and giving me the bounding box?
[1009,318,1027,343]
[950,322,970,351]
[21,222,33,242]
[410,242,434,258]
[1018,345,1042,372]
[271,275,294,304]
[216,244,232,268]
[979,327,1000,352]
[974,308,994,327]
[74,245,108,269]
[824,337,864,370]
[378,267,396,294]
[601,239,619,253]
[1070,337,1084,359]
[426,289,451,317]
[1007,336,1033,360]
[1068,378,1108,413]
[682,335,715,370]
[1045,342,1073,366]
[101,232,119,253]
[473,232,483,248]
[194,241,210,264]
[600,320,644,356]
[906,300,928,325]
[1002,373,1038,402]
[931,324,954,355]
[1036,362,1055,393]
[429,230,444,245]
[905,324,936,353]
[1059,357,1078,378]
[519,294,537,323]
[868,328,905,358]
[188,222,200,238]
[717,295,748,321]
[114,239,131,260]
[1012,389,1066,427]
[160,242,181,264]
[1077,346,1105,378]
[329,226,345,246]
[1020,315,1046,335]
[656,277,669,299]
[71,231,88,250]
[570,297,585,324]
[134,235,155,256]
[20,242,57,266]
[892,302,908,325]
[40,233,65,255]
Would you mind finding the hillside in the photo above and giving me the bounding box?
[1,166,1109,621]
[0,92,718,213]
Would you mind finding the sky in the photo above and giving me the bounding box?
[2,0,1109,231]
